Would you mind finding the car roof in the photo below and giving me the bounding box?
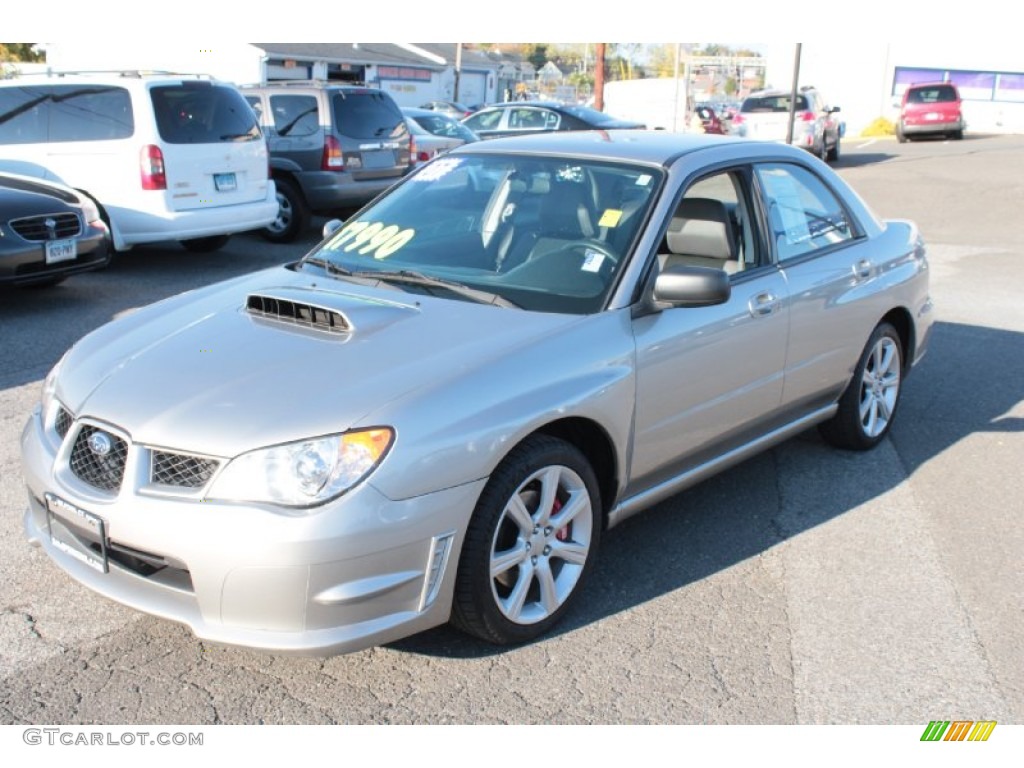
[478,101,567,110]
[3,71,223,87]
[403,107,451,118]
[447,129,756,165]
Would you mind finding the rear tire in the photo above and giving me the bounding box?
[819,322,904,450]
[261,177,309,243]
[180,235,230,253]
[827,135,841,162]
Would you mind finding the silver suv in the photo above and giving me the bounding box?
[731,86,842,162]
[242,82,411,242]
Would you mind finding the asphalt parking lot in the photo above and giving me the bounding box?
[1,133,1021,725]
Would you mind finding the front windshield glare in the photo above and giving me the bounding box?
[307,154,661,314]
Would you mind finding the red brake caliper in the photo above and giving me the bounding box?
[552,498,571,541]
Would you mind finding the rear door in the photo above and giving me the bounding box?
[149,81,269,211]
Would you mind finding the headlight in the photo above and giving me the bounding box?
[206,428,394,509]
[80,195,103,226]
[40,354,66,418]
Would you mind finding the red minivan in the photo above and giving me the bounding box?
[898,82,965,142]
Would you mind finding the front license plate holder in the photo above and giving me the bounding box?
[45,238,77,264]
[214,172,237,192]
[45,492,109,573]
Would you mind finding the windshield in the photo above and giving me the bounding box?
[303,153,662,314]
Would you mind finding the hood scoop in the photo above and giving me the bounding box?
[246,293,352,334]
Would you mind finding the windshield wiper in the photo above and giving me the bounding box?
[352,269,519,308]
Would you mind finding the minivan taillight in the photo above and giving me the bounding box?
[731,114,744,125]
[800,111,816,122]
[140,145,166,190]
[322,136,344,171]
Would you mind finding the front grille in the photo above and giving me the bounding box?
[246,294,351,333]
[10,212,82,241]
[151,451,220,489]
[55,407,74,439]
[69,425,128,492]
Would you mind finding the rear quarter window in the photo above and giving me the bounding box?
[0,84,134,144]
[151,83,261,144]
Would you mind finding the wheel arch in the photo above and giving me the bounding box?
[530,416,619,529]
[880,306,915,373]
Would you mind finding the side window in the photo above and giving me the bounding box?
[755,163,854,262]
[0,86,48,144]
[48,86,134,142]
[661,169,760,276]
[269,94,318,137]
[463,109,502,131]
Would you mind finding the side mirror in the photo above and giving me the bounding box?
[322,218,345,239]
[653,265,731,307]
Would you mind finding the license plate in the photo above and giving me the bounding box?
[925,112,941,121]
[214,172,237,192]
[45,492,108,573]
[45,238,77,264]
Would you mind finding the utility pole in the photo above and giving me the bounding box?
[454,42,463,102]
[594,43,606,111]
[786,43,802,145]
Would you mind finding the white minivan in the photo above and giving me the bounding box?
[0,72,278,252]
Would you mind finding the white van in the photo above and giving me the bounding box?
[0,72,278,252]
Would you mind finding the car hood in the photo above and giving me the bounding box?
[58,266,582,458]
[0,172,79,214]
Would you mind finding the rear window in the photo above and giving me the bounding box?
[0,84,134,144]
[331,90,405,140]
[907,85,958,104]
[741,94,809,113]
[151,83,261,144]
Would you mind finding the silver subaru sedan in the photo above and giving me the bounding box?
[21,131,933,655]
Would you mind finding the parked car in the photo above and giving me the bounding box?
[897,82,965,142]
[403,107,479,167]
[0,72,278,253]
[419,100,472,119]
[242,82,411,242]
[0,172,111,287]
[22,131,932,656]
[462,101,645,139]
[730,87,842,162]
[694,105,725,135]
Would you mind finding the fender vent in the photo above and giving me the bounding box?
[246,294,351,334]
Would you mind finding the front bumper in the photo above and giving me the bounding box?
[21,408,484,656]
[0,222,111,285]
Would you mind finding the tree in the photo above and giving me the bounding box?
[0,43,43,62]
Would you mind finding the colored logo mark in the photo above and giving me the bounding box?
[920,721,997,742]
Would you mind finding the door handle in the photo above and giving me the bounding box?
[748,292,779,317]
[854,259,873,279]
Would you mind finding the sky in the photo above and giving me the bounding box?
[5,3,1009,46]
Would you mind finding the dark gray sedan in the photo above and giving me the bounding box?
[21,132,932,655]
[0,172,111,287]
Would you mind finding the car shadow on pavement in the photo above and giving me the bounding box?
[388,319,1023,659]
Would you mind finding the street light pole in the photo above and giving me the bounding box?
[786,43,802,145]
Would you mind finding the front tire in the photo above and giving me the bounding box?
[819,322,904,450]
[452,435,602,645]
